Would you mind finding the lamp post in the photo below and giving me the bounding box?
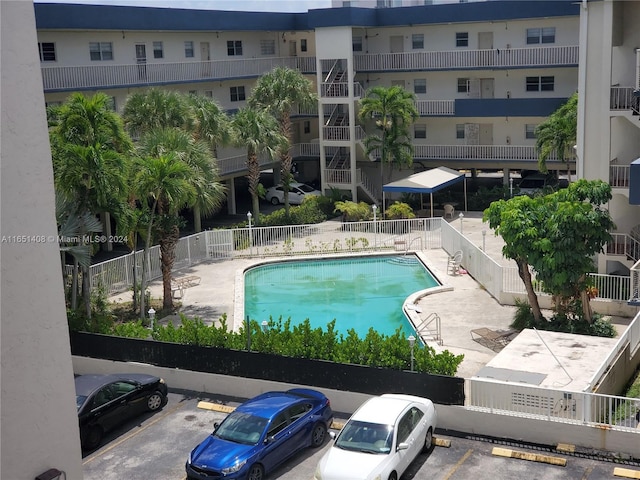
[372,204,378,249]
[509,177,514,198]
[482,229,486,251]
[458,212,464,235]
[408,335,416,372]
[261,320,269,333]
[148,307,156,330]
[247,211,253,256]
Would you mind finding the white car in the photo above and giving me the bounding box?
[265,182,321,205]
[314,394,437,480]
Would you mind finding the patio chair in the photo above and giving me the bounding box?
[447,250,463,275]
[470,327,518,352]
[443,204,455,219]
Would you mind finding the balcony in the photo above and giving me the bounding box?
[353,45,578,72]
[416,100,455,116]
[412,144,574,165]
[610,164,630,188]
[41,56,317,92]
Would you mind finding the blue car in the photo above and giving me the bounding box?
[186,388,333,480]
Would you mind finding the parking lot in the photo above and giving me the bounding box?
[82,389,638,480]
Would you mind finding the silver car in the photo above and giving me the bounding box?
[265,183,321,205]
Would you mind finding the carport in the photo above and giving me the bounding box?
[382,166,468,217]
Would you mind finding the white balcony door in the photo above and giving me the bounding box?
[135,44,146,80]
[479,124,493,145]
[480,78,494,98]
[390,35,404,53]
[289,40,297,57]
[200,42,210,61]
[478,32,493,49]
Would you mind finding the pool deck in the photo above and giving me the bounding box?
[110,211,630,379]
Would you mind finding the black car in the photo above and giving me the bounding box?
[75,373,168,450]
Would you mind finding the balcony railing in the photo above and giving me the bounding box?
[610,86,638,111]
[412,144,574,163]
[353,45,578,72]
[610,164,630,188]
[41,56,317,92]
[217,143,319,177]
[416,100,455,116]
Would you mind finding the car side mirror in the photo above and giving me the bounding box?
[397,442,409,451]
[328,431,336,440]
[264,435,276,444]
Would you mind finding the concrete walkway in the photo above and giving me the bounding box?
[112,211,629,379]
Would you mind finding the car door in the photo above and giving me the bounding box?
[290,186,304,204]
[286,401,314,449]
[259,411,294,472]
[87,383,131,433]
[393,408,417,475]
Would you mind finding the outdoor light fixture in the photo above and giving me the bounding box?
[408,335,416,372]
[148,307,156,329]
[372,204,378,249]
[261,320,269,332]
[482,229,487,251]
[247,211,253,256]
[459,212,464,234]
[246,211,252,227]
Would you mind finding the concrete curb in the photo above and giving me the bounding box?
[614,467,640,479]
[491,447,567,466]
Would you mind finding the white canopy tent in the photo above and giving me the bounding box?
[382,166,467,218]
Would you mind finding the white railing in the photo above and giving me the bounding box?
[607,233,640,263]
[589,273,631,301]
[610,164,630,188]
[353,45,578,72]
[325,168,351,184]
[632,259,640,305]
[412,144,575,164]
[42,56,317,91]
[358,168,380,201]
[321,82,350,98]
[323,125,350,141]
[216,143,318,177]
[416,100,455,116]
[610,86,638,111]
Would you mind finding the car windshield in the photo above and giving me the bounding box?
[297,184,315,193]
[334,420,393,454]
[213,412,268,445]
[76,395,87,411]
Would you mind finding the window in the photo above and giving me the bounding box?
[188,90,197,95]
[526,76,554,92]
[456,32,468,47]
[526,27,556,45]
[397,411,414,444]
[456,124,465,139]
[260,39,275,56]
[525,124,537,139]
[153,41,163,59]
[227,40,243,56]
[184,41,194,58]
[412,34,424,50]
[301,39,308,52]
[204,90,213,98]
[230,86,246,102]
[414,124,426,139]
[414,78,426,94]
[304,120,311,134]
[352,36,363,52]
[457,78,469,93]
[288,403,312,422]
[89,42,113,61]
[38,42,56,62]
[267,413,289,437]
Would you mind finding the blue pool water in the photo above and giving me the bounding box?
[244,255,440,338]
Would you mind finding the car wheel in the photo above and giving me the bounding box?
[81,424,103,451]
[388,472,397,480]
[147,391,165,411]
[247,463,264,480]
[270,197,280,205]
[423,427,433,452]
[310,422,326,447]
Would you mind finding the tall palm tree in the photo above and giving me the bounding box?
[358,85,418,207]
[231,107,287,225]
[133,153,197,316]
[50,92,132,317]
[184,94,232,231]
[535,92,577,181]
[249,67,317,216]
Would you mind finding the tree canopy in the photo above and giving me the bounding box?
[535,92,577,180]
[483,179,614,324]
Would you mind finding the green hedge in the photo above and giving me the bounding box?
[98,315,464,376]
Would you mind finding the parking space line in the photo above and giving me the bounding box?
[82,402,187,466]
[443,448,473,480]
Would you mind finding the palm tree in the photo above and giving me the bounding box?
[133,153,197,316]
[535,92,577,181]
[122,88,188,139]
[49,92,132,317]
[184,94,232,231]
[231,107,287,225]
[249,67,317,216]
[358,85,418,207]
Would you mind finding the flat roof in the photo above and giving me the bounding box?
[473,328,617,392]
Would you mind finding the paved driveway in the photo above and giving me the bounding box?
[82,389,635,480]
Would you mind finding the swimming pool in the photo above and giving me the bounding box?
[243,254,440,338]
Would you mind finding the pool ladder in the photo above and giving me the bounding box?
[415,312,443,346]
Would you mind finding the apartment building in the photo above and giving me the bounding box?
[577,0,640,281]
[35,1,580,213]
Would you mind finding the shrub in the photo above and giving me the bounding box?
[334,201,371,222]
[385,201,415,219]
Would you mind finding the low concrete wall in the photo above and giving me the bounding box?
[73,356,640,460]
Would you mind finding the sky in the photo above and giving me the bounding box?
[35,0,333,13]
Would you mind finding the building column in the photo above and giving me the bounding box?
[226,178,236,215]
